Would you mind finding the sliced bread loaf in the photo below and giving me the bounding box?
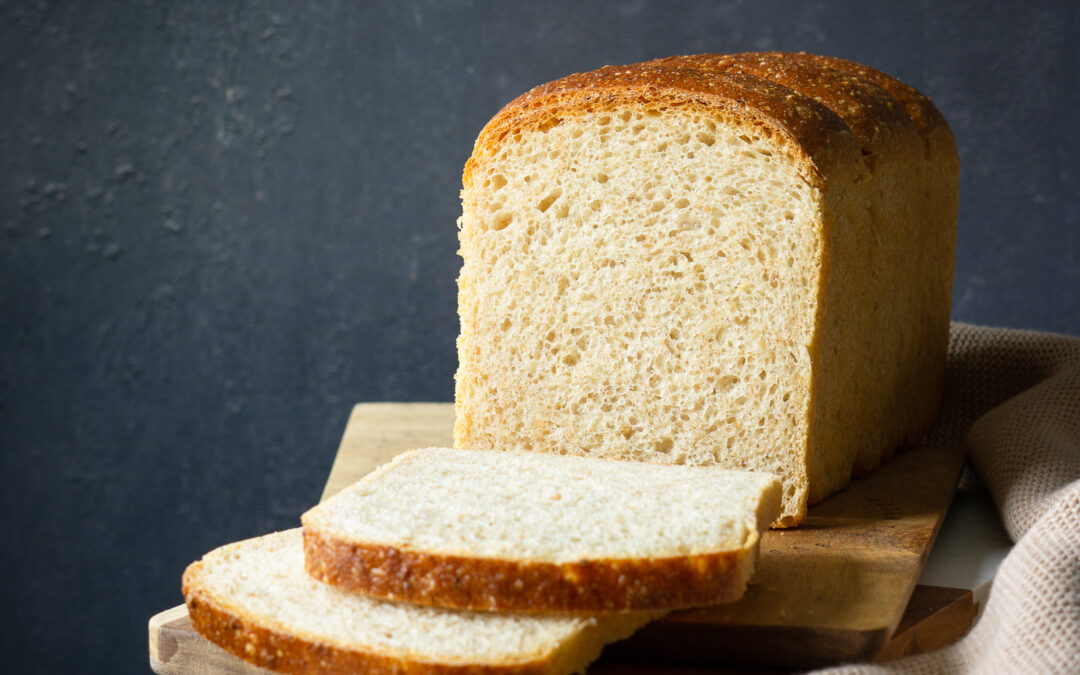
[301,447,781,612]
[454,53,958,526]
[182,529,653,674]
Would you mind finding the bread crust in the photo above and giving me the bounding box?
[183,558,557,675]
[464,63,864,192]
[303,526,757,613]
[648,52,920,161]
[803,53,953,148]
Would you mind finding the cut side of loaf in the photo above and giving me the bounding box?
[182,529,653,675]
[301,447,781,612]
[454,53,958,526]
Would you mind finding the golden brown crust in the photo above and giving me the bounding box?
[648,52,919,160]
[182,562,554,675]
[465,63,863,191]
[303,527,756,613]
[802,53,956,157]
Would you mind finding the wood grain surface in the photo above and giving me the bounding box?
[150,403,972,673]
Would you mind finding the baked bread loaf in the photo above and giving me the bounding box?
[182,529,653,674]
[302,447,781,612]
[454,52,958,526]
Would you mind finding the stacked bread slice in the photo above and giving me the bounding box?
[182,529,651,674]
[183,448,781,673]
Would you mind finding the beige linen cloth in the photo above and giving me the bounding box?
[816,323,1080,674]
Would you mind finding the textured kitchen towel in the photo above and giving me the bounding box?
[815,323,1080,674]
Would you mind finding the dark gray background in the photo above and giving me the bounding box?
[1,1,1077,672]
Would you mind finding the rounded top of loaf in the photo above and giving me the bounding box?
[649,52,921,163]
[465,62,866,190]
[801,53,952,142]
[791,53,958,168]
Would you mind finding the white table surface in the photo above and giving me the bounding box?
[918,483,1013,611]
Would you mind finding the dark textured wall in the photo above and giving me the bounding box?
[1,1,1077,672]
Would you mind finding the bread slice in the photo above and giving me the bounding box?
[453,53,958,526]
[182,529,653,674]
[301,447,781,612]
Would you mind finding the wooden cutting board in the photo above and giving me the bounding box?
[150,403,972,673]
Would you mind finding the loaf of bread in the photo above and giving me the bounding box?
[454,52,958,526]
[182,529,653,674]
[302,447,781,612]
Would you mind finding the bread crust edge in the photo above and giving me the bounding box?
[181,556,563,675]
[302,526,758,613]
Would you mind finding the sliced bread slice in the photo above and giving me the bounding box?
[182,529,653,674]
[301,447,781,612]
